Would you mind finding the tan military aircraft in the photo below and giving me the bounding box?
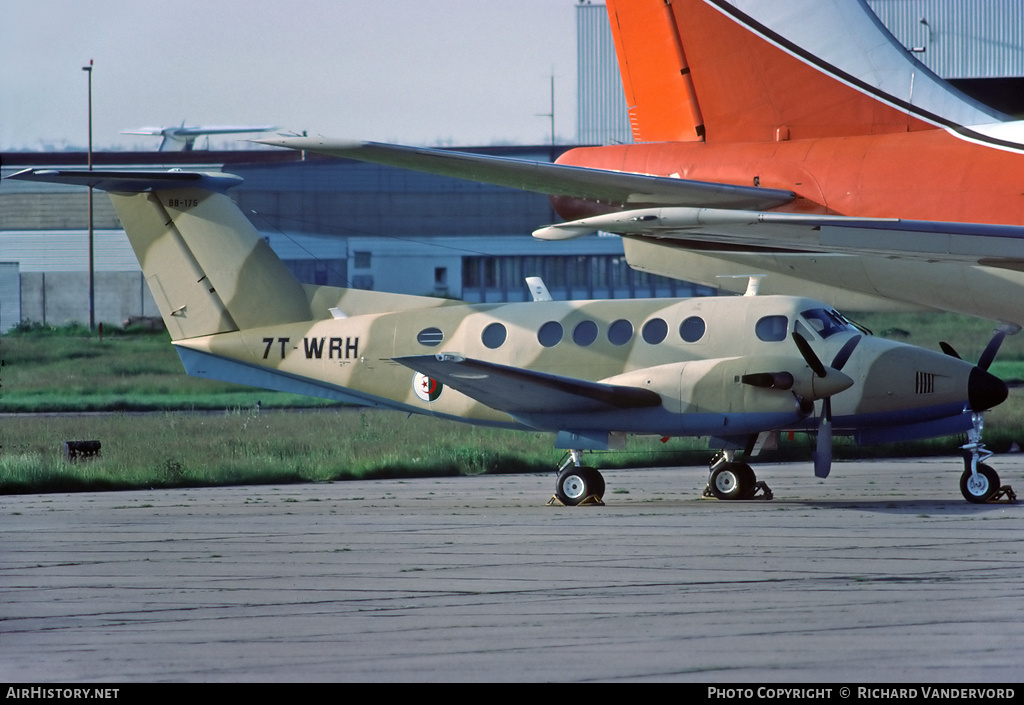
[8,168,1011,503]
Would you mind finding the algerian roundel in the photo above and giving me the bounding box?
[413,372,443,402]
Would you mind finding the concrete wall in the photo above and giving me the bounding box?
[15,271,159,330]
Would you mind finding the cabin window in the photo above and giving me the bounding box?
[538,321,563,347]
[642,318,668,344]
[482,322,507,349]
[573,320,599,346]
[417,327,444,347]
[608,319,633,346]
[755,315,789,342]
[680,316,706,343]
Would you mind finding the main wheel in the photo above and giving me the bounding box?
[709,462,756,500]
[555,466,605,506]
[960,463,1000,503]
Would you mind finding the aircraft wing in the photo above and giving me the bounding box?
[256,137,795,211]
[394,354,662,414]
[533,207,1024,269]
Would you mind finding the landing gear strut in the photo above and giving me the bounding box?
[960,413,1016,503]
[703,451,773,500]
[550,450,606,506]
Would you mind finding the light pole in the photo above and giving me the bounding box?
[82,59,94,331]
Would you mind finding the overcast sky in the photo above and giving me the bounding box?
[1,1,581,151]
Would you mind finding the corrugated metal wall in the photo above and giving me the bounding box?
[577,3,632,145]
[867,0,1024,79]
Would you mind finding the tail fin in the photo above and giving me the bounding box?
[606,0,1004,143]
[7,170,313,340]
[606,0,705,143]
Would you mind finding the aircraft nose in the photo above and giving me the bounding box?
[969,366,1008,411]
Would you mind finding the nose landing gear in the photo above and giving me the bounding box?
[960,413,1016,503]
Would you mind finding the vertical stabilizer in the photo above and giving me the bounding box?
[6,169,313,340]
[606,0,1005,143]
[606,0,705,143]
[110,187,312,339]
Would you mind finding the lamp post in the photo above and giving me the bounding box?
[82,60,94,331]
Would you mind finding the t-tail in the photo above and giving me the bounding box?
[5,168,450,342]
[7,170,312,340]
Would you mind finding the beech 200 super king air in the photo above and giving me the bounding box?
[7,168,1011,503]
[258,0,1024,329]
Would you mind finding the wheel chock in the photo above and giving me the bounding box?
[989,485,1017,503]
[546,494,605,507]
[701,481,774,500]
[752,481,774,500]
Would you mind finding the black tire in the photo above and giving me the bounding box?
[960,463,1000,503]
[555,466,605,506]
[709,462,756,500]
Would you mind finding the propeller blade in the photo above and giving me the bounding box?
[813,398,833,478]
[792,332,826,378]
[939,341,961,359]
[977,329,1007,371]
[830,334,862,371]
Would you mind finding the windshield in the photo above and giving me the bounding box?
[799,308,858,340]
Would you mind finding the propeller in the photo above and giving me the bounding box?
[940,325,1016,412]
[941,324,1017,371]
[792,332,862,479]
[739,332,860,478]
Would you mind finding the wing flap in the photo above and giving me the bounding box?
[394,354,662,414]
[257,137,794,211]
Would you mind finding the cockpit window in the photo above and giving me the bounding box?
[800,308,857,340]
[755,315,789,342]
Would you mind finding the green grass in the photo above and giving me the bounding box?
[0,325,335,412]
[2,313,1022,494]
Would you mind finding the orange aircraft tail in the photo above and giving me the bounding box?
[605,0,1003,144]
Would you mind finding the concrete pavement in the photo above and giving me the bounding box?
[2,458,1022,682]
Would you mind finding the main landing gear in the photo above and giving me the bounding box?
[550,450,606,506]
[703,451,773,501]
[960,413,1016,503]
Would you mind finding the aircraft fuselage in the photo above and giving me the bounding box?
[174,294,999,446]
[554,129,1024,225]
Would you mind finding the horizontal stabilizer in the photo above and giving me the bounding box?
[6,168,242,193]
[394,354,662,414]
[257,137,795,211]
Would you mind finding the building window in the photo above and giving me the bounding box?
[353,251,372,269]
